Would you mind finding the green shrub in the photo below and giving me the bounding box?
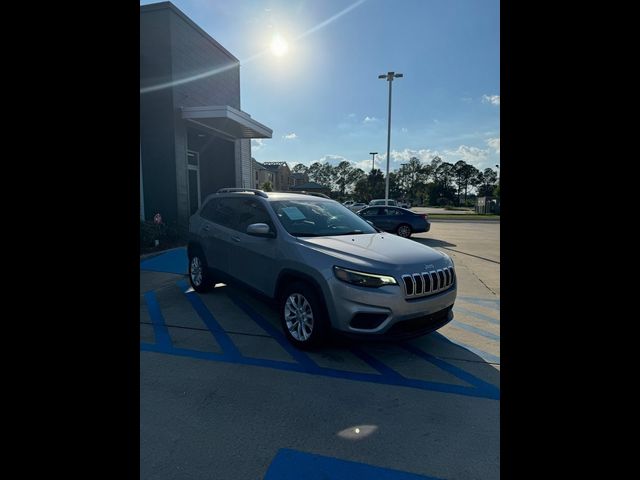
[140,218,185,252]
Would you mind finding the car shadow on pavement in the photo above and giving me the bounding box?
[411,237,457,248]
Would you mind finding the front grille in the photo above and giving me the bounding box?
[401,266,455,298]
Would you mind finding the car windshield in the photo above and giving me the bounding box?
[270,199,377,237]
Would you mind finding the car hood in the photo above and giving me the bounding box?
[297,233,448,271]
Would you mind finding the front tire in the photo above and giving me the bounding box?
[397,224,412,238]
[280,282,329,349]
[188,250,214,293]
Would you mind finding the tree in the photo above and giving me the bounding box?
[454,160,480,206]
[261,181,273,192]
[475,168,498,196]
[292,163,308,173]
[307,162,334,186]
[354,168,385,202]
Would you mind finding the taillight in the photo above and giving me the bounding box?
[419,214,427,219]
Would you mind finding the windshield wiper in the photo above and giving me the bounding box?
[334,230,366,236]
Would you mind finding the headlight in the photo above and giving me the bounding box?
[333,266,398,288]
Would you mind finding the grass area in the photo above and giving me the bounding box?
[428,214,500,220]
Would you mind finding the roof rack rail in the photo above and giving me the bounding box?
[296,191,331,199]
[217,188,269,198]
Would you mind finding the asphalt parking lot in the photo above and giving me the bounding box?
[140,221,500,480]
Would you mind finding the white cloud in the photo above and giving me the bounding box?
[363,116,378,123]
[251,139,265,150]
[486,137,500,154]
[482,94,500,106]
[282,133,297,140]
[378,145,496,170]
[442,145,490,168]
[460,96,473,103]
[318,154,347,165]
[348,113,356,118]
[401,127,408,133]
[379,149,439,166]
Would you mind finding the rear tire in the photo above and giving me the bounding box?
[397,224,412,238]
[188,249,215,293]
[280,281,329,349]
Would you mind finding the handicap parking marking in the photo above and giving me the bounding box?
[140,247,188,275]
[431,332,500,365]
[140,282,500,400]
[264,448,442,480]
[143,291,173,349]
[450,319,500,342]
[453,305,500,326]
[176,279,242,360]
[456,296,500,311]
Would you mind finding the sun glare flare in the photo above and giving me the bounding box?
[270,34,289,57]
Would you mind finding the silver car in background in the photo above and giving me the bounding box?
[188,189,456,349]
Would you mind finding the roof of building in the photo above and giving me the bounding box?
[262,162,290,171]
[289,182,329,190]
[140,2,239,63]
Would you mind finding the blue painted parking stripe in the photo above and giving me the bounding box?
[433,333,500,364]
[141,340,499,400]
[453,306,500,326]
[401,343,500,397]
[140,342,305,371]
[143,291,173,349]
[225,292,321,373]
[456,296,500,310]
[451,320,500,342]
[264,448,442,480]
[177,279,242,359]
[140,247,188,275]
[349,347,405,380]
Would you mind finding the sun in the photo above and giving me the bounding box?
[270,34,289,57]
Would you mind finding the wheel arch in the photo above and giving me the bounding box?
[274,269,332,325]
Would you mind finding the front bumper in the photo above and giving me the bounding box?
[324,275,456,337]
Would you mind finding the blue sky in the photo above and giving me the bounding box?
[141,0,500,173]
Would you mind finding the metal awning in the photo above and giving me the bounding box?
[181,105,272,139]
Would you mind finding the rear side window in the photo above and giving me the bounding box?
[201,198,236,229]
[200,199,217,221]
[360,208,379,216]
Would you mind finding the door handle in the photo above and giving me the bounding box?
[232,236,241,242]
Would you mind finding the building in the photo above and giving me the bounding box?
[289,182,331,196]
[476,196,500,214]
[140,2,272,230]
[289,172,309,188]
[262,162,291,191]
[252,158,275,189]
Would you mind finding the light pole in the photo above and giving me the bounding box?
[379,71,403,204]
[369,152,378,172]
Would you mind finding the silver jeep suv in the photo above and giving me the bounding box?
[188,189,456,349]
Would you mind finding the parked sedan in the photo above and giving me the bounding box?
[347,202,368,212]
[358,206,429,238]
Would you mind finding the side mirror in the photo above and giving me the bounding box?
[246,223,275,237]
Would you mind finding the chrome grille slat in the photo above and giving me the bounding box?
[413,274,423,295]
[402,267,456,298]
[421,272,431,293]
